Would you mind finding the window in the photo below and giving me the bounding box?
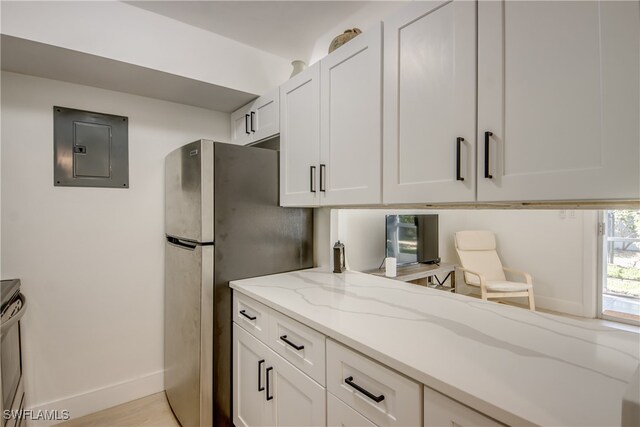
[599,210,640,324]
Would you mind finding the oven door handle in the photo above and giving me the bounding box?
[1,294,27,336]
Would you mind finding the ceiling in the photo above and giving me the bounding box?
[125,1,372,61]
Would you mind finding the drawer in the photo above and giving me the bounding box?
[328,392,376,427]
[233,292,270,343]
[268,308,326,386]
[424,386,504,427]
[327,339,421,426]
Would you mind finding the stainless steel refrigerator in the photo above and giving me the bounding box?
[164,140,313,427]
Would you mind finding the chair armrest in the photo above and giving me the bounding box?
[502,267,532,285]
[456,267,487,291]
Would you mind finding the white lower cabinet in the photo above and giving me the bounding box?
[326,339,422,427]
[327,393,376,427]
[268,307,326,386]
[234,323,271,427]
[233,291,503,427]
[268,352,326,427]
[234,323,326,427]
[424,386,503,427]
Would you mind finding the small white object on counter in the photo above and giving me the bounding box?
[384,257,396,277]
[230,268,640,427]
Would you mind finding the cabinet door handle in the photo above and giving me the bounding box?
[484,131,493,179]
[266,367,273,401]
[456,137,465,181]
[239,309,256,321]
[257,359,265,392]
[245,114,250,135]
[250,111,255,133]
[280,335,304,351]
[319,164,326,192]
[310,166,316,193]
[344,376,385,403]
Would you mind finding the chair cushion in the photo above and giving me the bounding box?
[485,281,532,292]
[457,250,506,285]
[455,230,496,251]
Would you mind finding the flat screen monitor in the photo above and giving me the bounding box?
[385,214,439,265]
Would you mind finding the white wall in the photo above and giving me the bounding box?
[334,209,468,271]
[0,71,231,424]
[1,1,291,96]
[332,209,598,317]
[464,210,598,317]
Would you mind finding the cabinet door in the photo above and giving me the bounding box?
[251,88,280,142]
[231,103,253,146]
[320,23,382,205]
[266,345,326,427]
[478,1,640,202]
[280,63,321,207]
[233,324,271,427]
[424,386,503,427]
[234,323,326,427]
[383,1,476,204]
[327,392,376,427]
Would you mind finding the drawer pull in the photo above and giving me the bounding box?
[280,335,304,351]
[456,137,465,181]
[239,309,256,321]
[266,367,274,401]
[345,376,385,403]
[320,164,326,192]
[310,166,317,193]
[258,359,265,392]
[484,131,493,179]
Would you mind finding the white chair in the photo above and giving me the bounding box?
[454,230,535,310]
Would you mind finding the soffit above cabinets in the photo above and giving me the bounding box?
[0,35,258,113]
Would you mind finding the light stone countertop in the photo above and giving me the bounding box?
[230,268,640,427]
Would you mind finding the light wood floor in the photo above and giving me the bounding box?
[56,392,179,427]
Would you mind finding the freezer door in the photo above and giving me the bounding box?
[164,238,214,427]
[165,140,214,243]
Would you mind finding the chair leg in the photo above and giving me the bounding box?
[528,290,536,311]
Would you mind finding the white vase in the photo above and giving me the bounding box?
[290,60,307,78]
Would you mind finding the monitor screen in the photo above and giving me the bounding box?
[385,214,439,265]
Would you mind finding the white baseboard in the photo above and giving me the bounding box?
[26,370,164,427]
[533,295,585,317]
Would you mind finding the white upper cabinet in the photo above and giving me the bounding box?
[477,0,640,202]
[279,63,321,207]
[230,102,253,146]
[383,0,477,204]
[230,89,280,145]
[320,22,382,205]
[251,88,280,142]
[280,24,382,207]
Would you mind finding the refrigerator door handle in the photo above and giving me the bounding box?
[167,236,198,250]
